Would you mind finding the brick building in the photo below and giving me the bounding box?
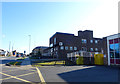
[49,30,103,59]
[32,46,48,55]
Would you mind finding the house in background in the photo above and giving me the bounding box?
[49,30,103,59]
[12,50,17,56]
[32,46,48,55]
[42,48,51,57]
[0,49,6,56]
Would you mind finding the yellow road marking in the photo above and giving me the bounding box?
[1,72,37,81]
[14,62,18,66]
[0,72,33,83]
[36,67,46,83]
[2,68,36,73]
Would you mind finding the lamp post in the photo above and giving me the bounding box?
[28,35,31,55]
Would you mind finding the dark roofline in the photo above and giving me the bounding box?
[93,37,102,40]
[0,49,4,51]
[78,30,93,32]
[33,46,48,50]
[56,32,74,35]
[50,32,74,39]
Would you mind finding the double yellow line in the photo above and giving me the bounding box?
[36,67,46,83]
[0,72,33,83]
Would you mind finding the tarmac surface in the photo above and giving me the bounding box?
[0,56,120,84]
[38,65,119,82]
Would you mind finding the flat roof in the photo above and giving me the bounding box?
[107,33,120,37]
[50,32,74,39]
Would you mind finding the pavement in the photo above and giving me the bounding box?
[21,57,31,67]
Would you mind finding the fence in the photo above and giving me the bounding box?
[67,51,103,65]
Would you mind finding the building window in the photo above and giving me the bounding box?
[95,48,98,51]
[65,46,68,50]
[50,43,53,47]
[60,46,64,50]
[51,48,53,52]
[109,44,114,51]
[90,40,93,43]
[82,39,87,43]
[109,43,120,58]
[110,52,114,58]
[74,47,77,50]
[90,48,93,51]
[59,42,63,46]
[56,47,58,50]
[95,40,98,43]
[81,47,87,51]
[54,38,56,45]
[70,47,73,50]
[54,48,55,51]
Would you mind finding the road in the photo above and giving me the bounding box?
[0,56,18,65]
[38,66,119,82]
[0,56,120,84]
[0,56,41,83]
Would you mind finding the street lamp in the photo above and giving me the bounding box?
[28,35,31,55]
[9,41,11,52]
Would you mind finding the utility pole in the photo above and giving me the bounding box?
[9,41,11,52]
[12,43,14,52]
[28,35,31,55]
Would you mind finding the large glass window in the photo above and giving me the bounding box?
[115,51,119,58]
[115,43,119,52]
[109,38,120,61]
[110,52,114,58]
[109,44,114,51]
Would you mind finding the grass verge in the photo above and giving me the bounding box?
[32,60,65,67]
[8,61,22,66]
[17,57,25,60]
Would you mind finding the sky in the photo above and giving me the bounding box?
[1,0,119,54]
